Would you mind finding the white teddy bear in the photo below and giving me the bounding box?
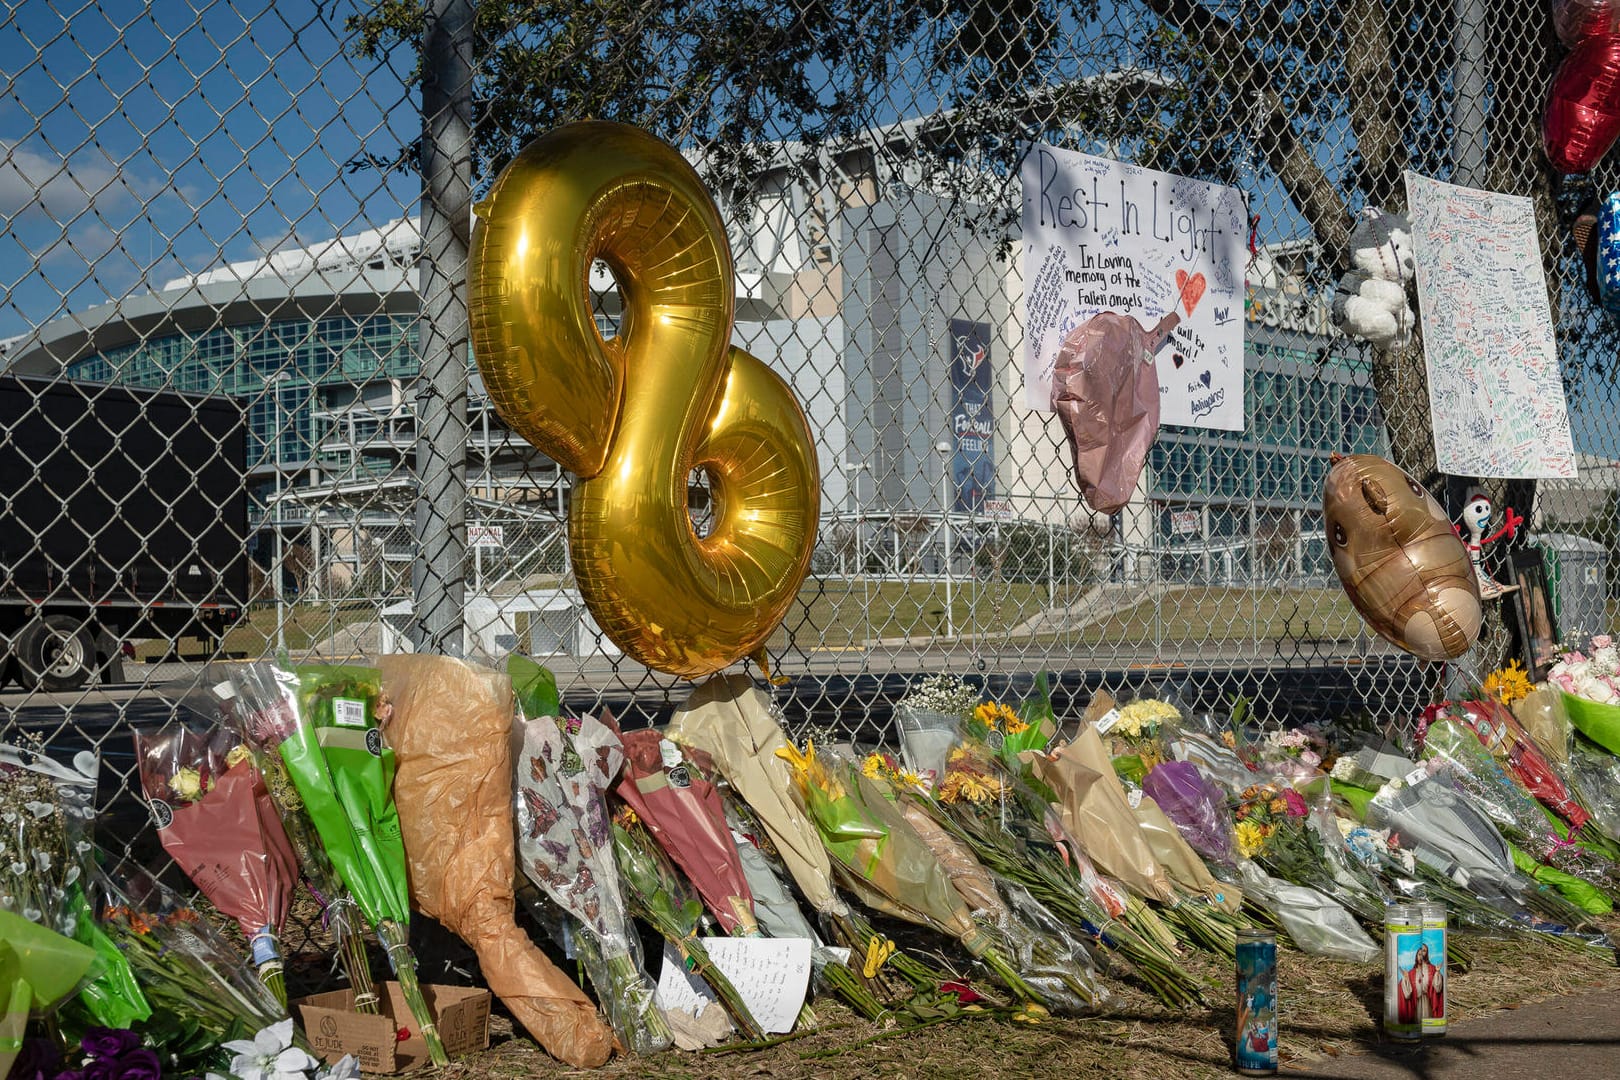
[1330,207,1416,349]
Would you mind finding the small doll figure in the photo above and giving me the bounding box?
[1457,492,1522,600]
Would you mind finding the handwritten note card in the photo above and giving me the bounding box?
[1405,171,1575,479]
[655,937,812,1034]
[1020,143,1247,430]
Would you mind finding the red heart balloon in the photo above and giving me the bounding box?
[1545,34,1620,174]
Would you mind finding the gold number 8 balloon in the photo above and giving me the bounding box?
[469,122,820,678]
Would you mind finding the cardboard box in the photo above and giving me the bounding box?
[296,982,491,1073]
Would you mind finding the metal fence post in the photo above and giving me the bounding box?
[410,0,475,655]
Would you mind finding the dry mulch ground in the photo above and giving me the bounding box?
[424,929,1620,1080]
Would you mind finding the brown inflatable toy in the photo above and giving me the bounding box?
[1322,453,1482,661]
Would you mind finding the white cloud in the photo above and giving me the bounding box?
[0,139,144,223]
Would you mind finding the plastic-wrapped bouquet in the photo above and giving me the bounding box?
[894,673,981,785]
[1249,727,1326,785]
[1101,697,1178,784]
[132,723,296,1005]
[1550,634,1620,756]
[513,702,667,1057]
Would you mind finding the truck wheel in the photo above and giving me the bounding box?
[18,616,96,691]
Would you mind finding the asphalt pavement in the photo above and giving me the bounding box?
[1283,990,1620,1078]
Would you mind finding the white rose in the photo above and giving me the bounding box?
[1589,679,1617,704]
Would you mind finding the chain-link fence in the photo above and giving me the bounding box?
[5,1,1620,868]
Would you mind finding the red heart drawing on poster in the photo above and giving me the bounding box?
[1175,269,1207,316]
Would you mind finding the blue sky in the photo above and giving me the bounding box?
[3,0,1615,458]
[0,0,420,341]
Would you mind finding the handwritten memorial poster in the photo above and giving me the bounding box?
[656,937,812,1034]
[1405,171,1575,479]
[1021,144,1246,430]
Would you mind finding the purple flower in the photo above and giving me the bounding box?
[85,1062,118,1080]
[11,1038,63,1080]
[80,1029,141,1061]
[115,1048,163,1080]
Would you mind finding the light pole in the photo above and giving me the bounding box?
[269,373,290,655]
[842,460,872,647]
[936,440,954,639]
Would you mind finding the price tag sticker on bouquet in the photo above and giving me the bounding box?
[1094,708,1122,735]
[1404,766,1430,788]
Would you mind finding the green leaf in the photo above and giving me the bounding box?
[509,655,560,719]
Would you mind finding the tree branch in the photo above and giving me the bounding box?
[1140,0,1352,259]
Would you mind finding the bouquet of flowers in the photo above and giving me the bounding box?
[1419,717,1620,897]
[513,702,668,1056]
[0,741,148,1031]
[617,730,760,936]
[1027,725,1178,904]
[611,811,765,1042]
[1425,699,1591,833]
[1143,760,1235,865]
[132,723,297,1005]
[779,740,1047,1011]
[379,653,616,1068]
[1247,727,1326,785]
[205,664,375,1014]
[1100,697,1178,784]
[1549,635,1620,756]
[665,675,849,923]
[87,863,289,1075]
[1232,782,1309,860]
[894,673,982,786]
[252,664,444,1065]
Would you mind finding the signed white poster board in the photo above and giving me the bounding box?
[1405,171,1575,479]
[1021,143,1247,430]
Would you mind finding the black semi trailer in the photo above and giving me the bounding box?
[0,375,249,690]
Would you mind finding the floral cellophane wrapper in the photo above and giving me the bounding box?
[0,908,96,1012]
[1025,725,1178,903]
[1441,699,1590,830]
[284,665,410,925]
[513,706,665,1056]
[1567,739,1620,842]
[1421,718,1620,891]
[1143,760,1235,865]
[377,654,614,1069]
[1513,686,1574,767]
[665,675,844,916]
[1,912,96,1076]
[897,798,1007,922]
[617,729,759,935]
[89,863,288,1042]
[1131,793,1239,912]
[796,747,987,951]
[132,724,297,972]
[1560,691,1620,758]
[1365,768,1523,901]
[1233,860,1380,963]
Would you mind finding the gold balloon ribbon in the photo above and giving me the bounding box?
[469,121,819,678]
